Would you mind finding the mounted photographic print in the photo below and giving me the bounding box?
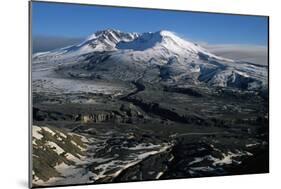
[29,1,269,188]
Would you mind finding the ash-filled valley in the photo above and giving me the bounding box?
[31,29,269,187]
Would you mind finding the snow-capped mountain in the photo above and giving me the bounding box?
[33,29,139,60]
[32,29,268,91]
[33,29,228,62]
[116,30,232,62]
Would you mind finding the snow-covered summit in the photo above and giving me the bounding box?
[79,29,139,50]
[33,29,139,60]
[113,30,232,63]
[117,30,206,53]
[33,29,229,62]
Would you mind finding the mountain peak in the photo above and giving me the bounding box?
[34,29,232,63]
[158,30,177,37]
[85,29,137,42]
[116,30,201,53]
[85,29,177,45]
[85,29,121,41]
[95,28,121,36]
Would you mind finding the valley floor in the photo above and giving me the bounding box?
[31,79,269,187]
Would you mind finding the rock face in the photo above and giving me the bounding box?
[112,147,173,182]
[77,113,114,123]
[33,103,145,124]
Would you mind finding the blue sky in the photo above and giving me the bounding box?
[32,1,268,46]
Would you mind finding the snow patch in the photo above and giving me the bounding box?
[42,127,56,136]
[46,141,64,154]
[33,126,43,140]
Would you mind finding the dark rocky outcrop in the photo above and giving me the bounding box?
[163,86,203,97]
